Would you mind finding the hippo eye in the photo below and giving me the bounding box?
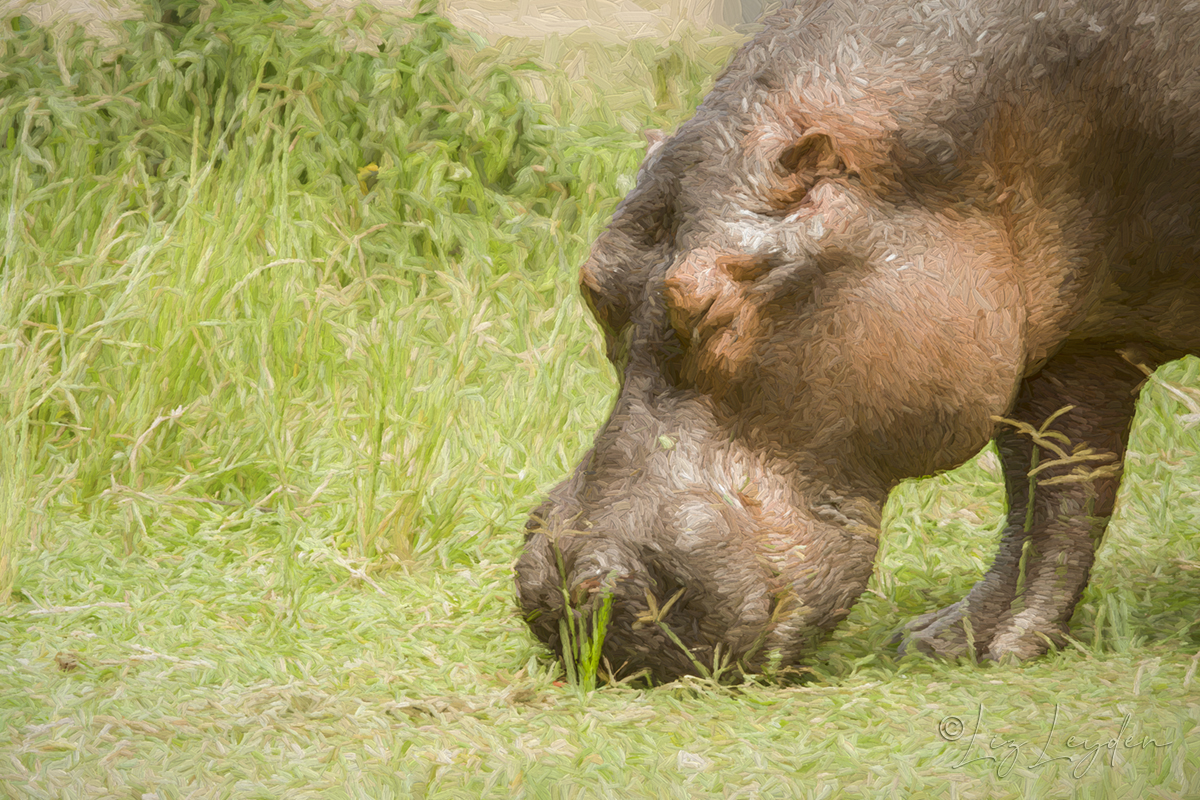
[664,251,774,350]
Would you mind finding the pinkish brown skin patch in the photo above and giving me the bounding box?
[516,0,1200,683]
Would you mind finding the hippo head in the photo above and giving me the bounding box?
[515,18,1022,682]
[514,118,888,682]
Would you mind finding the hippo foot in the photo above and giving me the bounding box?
[984,612,1068,663]
[895,599,976,660]
[898,602,1070,663]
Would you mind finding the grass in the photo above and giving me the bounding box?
[1,2,1198,798]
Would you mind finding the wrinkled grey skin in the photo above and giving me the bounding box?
[516,0,1200,683]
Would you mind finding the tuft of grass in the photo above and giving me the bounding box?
[556,578,615,692]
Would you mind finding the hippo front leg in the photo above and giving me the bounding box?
[898,425,1034,658]
[984,347,1157,661]
[901,345,1155,662]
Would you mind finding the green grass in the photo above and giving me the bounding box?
[1,3,1198,798]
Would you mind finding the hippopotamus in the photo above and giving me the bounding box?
[515,0,1200,682]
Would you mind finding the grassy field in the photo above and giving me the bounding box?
[1,3,1198,797]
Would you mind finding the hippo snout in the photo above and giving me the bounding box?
[516,482,818,682]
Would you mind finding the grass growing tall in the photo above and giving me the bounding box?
[0,1,735,591]
[1,4,1198,798]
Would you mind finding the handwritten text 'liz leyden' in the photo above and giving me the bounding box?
[939,704,1174,778]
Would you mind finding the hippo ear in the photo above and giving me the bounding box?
[643,128,667,159]
[771,132,849,206]
[778,132,842,175]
